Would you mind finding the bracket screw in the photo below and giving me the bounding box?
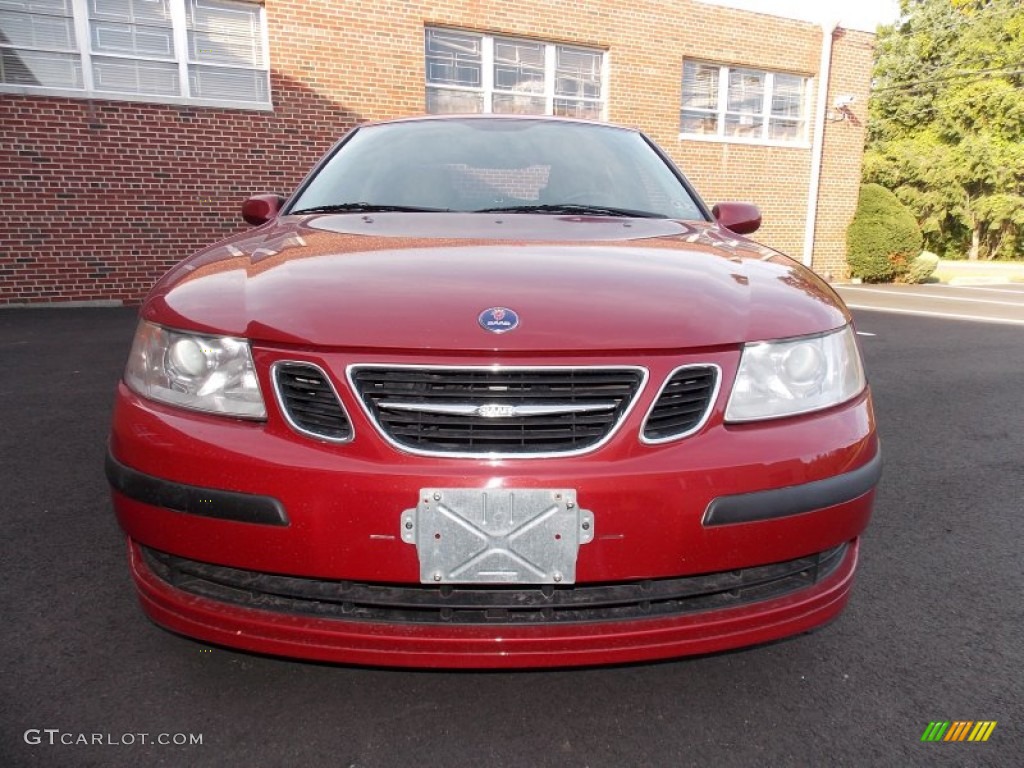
[433,572,443,582]
[404,520,413,530]
[582,521,591,531]
[433,492,441,501]
[553,572,563,583]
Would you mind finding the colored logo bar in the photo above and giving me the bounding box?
[921,721,997,742]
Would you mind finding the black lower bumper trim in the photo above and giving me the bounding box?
[140,543,848,625]
[106,451,288,526]
[703,450,882,526]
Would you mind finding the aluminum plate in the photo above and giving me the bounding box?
[401,488,594,584]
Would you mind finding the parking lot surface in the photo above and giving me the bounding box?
[836,282,1024,325]
[1,305,1021,767]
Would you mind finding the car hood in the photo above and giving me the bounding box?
[144,213,849,352]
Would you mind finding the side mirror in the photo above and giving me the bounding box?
[712,202,761,235]
[241,194,285,226]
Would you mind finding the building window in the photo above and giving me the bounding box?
[681,61,810,145]
[425,27,605,120]
[0,0,270,108]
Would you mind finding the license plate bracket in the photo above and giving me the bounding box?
[401,488,594,585]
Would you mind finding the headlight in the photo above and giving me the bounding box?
[725,325,866,422]
[124,321,266,419]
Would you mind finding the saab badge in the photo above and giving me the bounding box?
[478,307,520,334]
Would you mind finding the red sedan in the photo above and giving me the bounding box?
[107,115,880,668]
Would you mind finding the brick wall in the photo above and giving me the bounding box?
[0,0,873,304]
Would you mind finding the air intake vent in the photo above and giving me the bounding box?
[641,365,719,443]
[349,366,645,457]
[274,363,352,442]
[141,543,847,625]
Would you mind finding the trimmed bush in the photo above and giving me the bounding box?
[905,251,940,284]
[846,184,924,282]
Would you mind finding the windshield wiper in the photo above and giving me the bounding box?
[473,203,666,218]
[289,202,451,214]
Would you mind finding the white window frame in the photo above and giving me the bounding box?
[680,61,812,148]
[0,0,272,110]
[425,27,607,120]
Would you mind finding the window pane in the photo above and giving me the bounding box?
[724,113,763,138]
[0,7,76,49]
[88,0,174,61]
[188,62,267,100]
[426,86,483,114]
[771,73,805,119]
[553,98,601,120]
[0,47,80,86]
[91,21,174,57]
[187,0,264,67]
[493,37,543,93]
[493,92,545,114]
[92,53,178,93]
[88,1,177,95]
[0,0,79,87]
[680,109,717,135]
[555,45,601,99]
[0,0,73,11]
[727,68,764,113]
[682,61,718,110]
[424,28,481,87]
[768,118,804,142]
[90,0,169,23]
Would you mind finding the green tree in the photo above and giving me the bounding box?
[865,0,1024,260]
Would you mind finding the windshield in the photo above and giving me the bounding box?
[289,118,708,220]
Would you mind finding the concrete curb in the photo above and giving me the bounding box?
[946,276,1024,286]
[934,260,1024,285]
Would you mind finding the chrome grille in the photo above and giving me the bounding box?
[641,365,719,443]
[349,366,646,457]
[273,362,353,442]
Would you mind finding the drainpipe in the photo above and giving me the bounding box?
[803,19,839,270]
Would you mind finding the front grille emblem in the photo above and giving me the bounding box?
[476,404,517,418]
[478,307,519,333]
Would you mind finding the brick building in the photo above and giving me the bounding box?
[0,0,875,305]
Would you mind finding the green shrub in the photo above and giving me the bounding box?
[846,184,924,282]
[905,251,940,284]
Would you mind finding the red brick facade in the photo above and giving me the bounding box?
[0,0,874,305]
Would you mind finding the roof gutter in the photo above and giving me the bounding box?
[803,19,840,269]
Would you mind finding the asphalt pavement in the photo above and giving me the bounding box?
[1,303,1021,768]
[836,282,1024,325]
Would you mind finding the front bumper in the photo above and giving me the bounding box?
[108,349,879,666]
[128,536,860,668]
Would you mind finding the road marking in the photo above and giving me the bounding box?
[845,303,1024,326]
[926,283,1024,295]
[838,287,1024,308]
